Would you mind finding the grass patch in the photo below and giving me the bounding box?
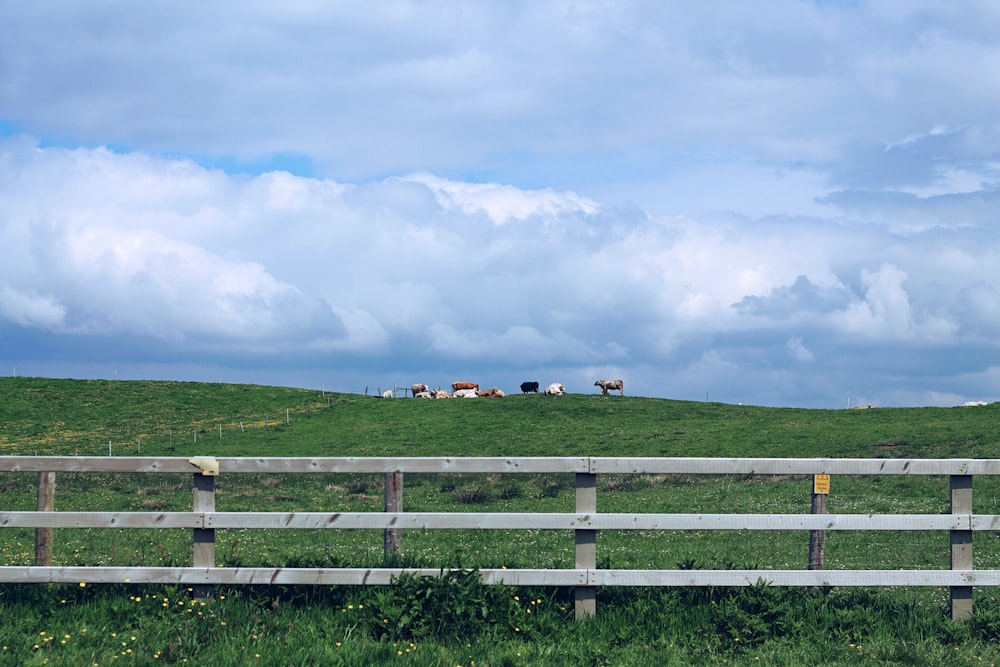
[3,377,1000,664]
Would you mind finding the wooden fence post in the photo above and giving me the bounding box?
[193,470,216,600]
[950,474,973,620]
[35,472,55,566]
[808,475,829,591]
[575,472,597,619]
[384,472,403,560]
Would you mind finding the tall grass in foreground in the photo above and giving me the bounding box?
[4,580,1000,666]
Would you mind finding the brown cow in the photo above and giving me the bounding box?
[451,381,479,392]
[411,383,428,396]
[594,379,624,396]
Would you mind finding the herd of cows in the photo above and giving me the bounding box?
[381,379,624,399]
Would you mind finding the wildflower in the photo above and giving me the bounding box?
[79,582,86,588]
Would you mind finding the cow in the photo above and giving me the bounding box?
[411,383,428,396]
[544,383,565,396]
[451,381,479,392]
[594,379,624,396]
[381,390,393,398]
[432,389,451,399]
[453,388,478,398]
[520,381,540,394]
[477,387,506,397]
[414,391,433,398]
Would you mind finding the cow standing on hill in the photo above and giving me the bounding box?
[594,379,624,396]
[411,383,428,396]
[451,381,479,392]
[520,381,539,393]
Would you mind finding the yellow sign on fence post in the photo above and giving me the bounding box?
[813,474,831,495]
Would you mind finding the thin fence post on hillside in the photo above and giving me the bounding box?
[192,463,217,600]
[950,474,974,621]
[384,472,403,561]
[34,472,55,566]
[575,472,597,619]
[807,475,829,595]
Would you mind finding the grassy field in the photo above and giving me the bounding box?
[2,377,1000,665]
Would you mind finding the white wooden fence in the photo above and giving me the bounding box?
[2,456,999,620]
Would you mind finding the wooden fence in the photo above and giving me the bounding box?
[3,456,1000,620]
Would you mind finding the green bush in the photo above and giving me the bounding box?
[367,569,518,640]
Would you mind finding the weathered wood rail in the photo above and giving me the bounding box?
[3,456,1000,620]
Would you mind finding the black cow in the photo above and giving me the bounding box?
[520,381,540,394]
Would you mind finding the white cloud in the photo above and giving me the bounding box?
[834,264,957,342]
[0,283,66,329]
[786,337,814,363]
[402,173,599,224]
[3,3,1000,406]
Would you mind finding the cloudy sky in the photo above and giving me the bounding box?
[2,1,999,408]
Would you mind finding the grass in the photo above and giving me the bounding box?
[3,376,1000,664]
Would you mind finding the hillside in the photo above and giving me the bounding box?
[1,377,996,459]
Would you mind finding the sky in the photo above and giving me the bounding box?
[2,1,1000,408]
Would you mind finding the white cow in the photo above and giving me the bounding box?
[381,390,393,398]
[594,379,624,396]
[454,388,478,398]
[544,383,565,395]
[414,391,433,398]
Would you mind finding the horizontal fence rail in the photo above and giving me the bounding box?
[1,456,998,619]
[5,455,1000,475]
[0,511,986,531]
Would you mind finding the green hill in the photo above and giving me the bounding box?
[5,377,1000,665]
[1,376,996,458]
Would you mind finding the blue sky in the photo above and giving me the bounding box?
[2,1,999,407]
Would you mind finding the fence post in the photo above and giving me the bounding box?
[193,470,216,600]
[384,472,403,560]
[575,472,597,619]
[808,474,828,594]
[35,472,55,566]
[950,474,973,620]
